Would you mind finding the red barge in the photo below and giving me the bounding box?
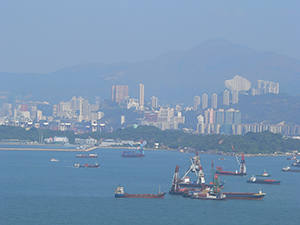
[216,145,247,176]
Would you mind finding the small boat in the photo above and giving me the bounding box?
[50,158,59,162]
[292,160,300,167]
[73,162,100,168]
[282,166,300,172]
[287,155,297,160]
[218,157,225,160]
[256,170,271,177]
[224,190,266,200]
[247,175,280,185]
[115,185,165,198]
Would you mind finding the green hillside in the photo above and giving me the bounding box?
[1,125,299,154]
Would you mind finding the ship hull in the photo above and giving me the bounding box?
[216,171,246,176]
[115,193,165,198]
[282,169,300,172]
[247,180,280,185]
[121,155,145,158]
[224,192,266,200]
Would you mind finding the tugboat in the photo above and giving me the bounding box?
[121,141,147,158]
[247,175,280,185]
[256,170,271,177]
[215,145,247,176]
[115,185,165,198]
[292,160,300,167]
[282,166,300,172]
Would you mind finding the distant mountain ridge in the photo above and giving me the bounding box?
[1,38,300,104]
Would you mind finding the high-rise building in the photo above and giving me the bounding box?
[202,94,208,109]
[111,85,129,103]
[223,90,230,105]
[232,90,239,104]
[150,96,158,108]
[225,109,235,124]
[139,83,145,107]
[211,93,217,109]
[225,75,251,93]
[233,110,242,124]
[216,109,225,124]
[194,95,200,110]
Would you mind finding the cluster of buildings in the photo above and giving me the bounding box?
[197,108,241,134]
[1,75,300,137]
[194,75,280,110]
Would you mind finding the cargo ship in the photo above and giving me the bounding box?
[282,166,300,172]
[215,145,247,176]
[121,141,147,158]
[223,190,266,200]
[247,175,280,184]
[190,192,227,200]
[76,153,97,158]
[73,162,100,168]
[115,186,165,198]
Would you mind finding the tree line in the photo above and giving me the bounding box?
[0,125,299,154]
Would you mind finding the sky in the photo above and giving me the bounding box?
[1,0,300,74]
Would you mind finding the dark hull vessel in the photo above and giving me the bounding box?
[73,163,99,168]
[215,170,246,176]
[292,160,300,167]
[247,176,280,185]
[115,186,165,198]
[76,154,97,158]
[121,151,145,158]
[224,191,266,200]
[116,193,165,198]
[282,166,300,172]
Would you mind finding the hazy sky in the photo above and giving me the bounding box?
[1,0,299,74]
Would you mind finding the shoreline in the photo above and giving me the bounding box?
[0,145,296,157]
[0,146,98,152]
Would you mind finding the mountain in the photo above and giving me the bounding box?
[1,39,300,104]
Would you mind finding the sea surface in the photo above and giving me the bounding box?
[1,146,299,225]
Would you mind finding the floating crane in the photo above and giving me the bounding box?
[231,145,246,174]
[180,152,205,185]
[121,141,147,158]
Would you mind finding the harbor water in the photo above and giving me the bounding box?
[1,147,299,224]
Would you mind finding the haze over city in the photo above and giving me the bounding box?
[1,1,300,74]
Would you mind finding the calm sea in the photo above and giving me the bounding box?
[0,146,299,225]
